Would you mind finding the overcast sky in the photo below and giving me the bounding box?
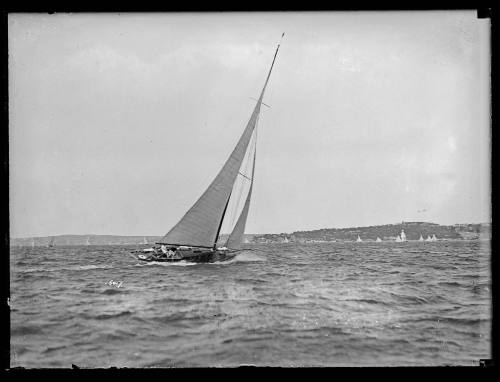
[9,11,490,238]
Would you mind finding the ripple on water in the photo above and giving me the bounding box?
[9,241,491,367]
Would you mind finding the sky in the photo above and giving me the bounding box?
[9,11,491,238]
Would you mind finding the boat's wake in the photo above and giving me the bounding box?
[135,260,199,267]
[131,250,265,267]
[230,251,266,263]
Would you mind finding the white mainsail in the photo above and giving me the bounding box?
[356,235,362,242]
[419,234,424,241]
[376,237,382,242]
[426,235,432,242]
[159,36,283,249]
[395,235,402,242]
[431,234,437,241]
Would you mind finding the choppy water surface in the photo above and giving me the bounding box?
[10,241,491,367]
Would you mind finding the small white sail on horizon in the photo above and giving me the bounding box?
[376,237,382,242]
[426,235,432,242]
[142,237,148,245]
[395,235,402,242]
[419,234,424,241]
[400,229,406,242]
[431,234,437,241]
[356,235,362,242]
[85,237,90,246]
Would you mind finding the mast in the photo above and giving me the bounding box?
[218,36,283,249]
[158,34,284,248]
[214,192,232,249]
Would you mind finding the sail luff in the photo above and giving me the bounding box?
[158,39,281,248]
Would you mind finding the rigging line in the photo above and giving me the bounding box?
[238,172,253,181]
[249,97,270,108]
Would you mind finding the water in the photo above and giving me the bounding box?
[10,241,491,367]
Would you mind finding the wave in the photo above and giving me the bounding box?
[437,281,463,287]
[101,288,127,295]
[343,298,390,306]
[43,344,68,354]
[18,264,112,274]
[90,311,133,320]
[439,316,490,325]
[11,325,44,336]
[389,292,431,305]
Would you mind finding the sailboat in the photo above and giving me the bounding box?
[376,237,382,242]
[431,234,437,241]
[356,235,362,242]
[400,229,406,242]
[142,237,148,245]
[395,235,402,242]
[85,236,90,246]
[135,36,283,263]
[426,235,432,242]
[419,234,424,242]
[282,236,289,243]
[31,238,35,248]
[48,237,55,248]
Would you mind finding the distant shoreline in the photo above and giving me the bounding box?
[10,221,491,246]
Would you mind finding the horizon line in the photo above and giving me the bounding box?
[10,220,491,240]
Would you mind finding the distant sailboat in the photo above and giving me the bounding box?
[431,234,437,241]
[282,236,289,243]
[419,234,424,242]
[400,229,406,242]
[133,35,284,263]
[426,235,432,242]
[376,237,382,242]
[48,237,55,248]
[395,235,402,242]
[31,238,35,248]
[85,237,90,246]
[356,235,362,242]
[142,237,148,245]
